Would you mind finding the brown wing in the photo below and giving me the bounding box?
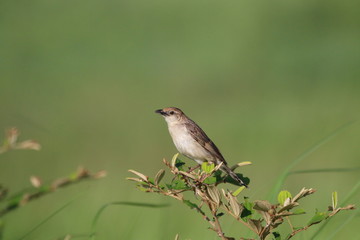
[185,119,228,165]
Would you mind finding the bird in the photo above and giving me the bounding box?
[155,107,247,187]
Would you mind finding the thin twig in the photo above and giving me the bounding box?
[0,167,106,217]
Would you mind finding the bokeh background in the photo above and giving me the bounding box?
[1,0,359,239]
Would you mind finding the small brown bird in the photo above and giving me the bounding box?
[155,107,247,187]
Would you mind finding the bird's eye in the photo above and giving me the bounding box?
[169,111,175,115]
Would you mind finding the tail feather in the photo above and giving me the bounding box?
[221,165,248,188]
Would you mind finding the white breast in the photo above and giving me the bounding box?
[167,123,213,163]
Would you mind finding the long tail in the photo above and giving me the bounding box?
[221,165,248,188]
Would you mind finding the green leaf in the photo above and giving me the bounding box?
[183,200,206,215]
[69,172,78,181]
[175,159,185,171]
[147,178,155,185]
[216,212,224,218]
[292,208,306,215]
[293,227,303,231]
[272,231,281,240]
[203,170,222,184]
[38,185,51,193]
[137,185,149,192]
[241,197,254,221]
[183,199,198,209]
[233,186,246,197]
[201,162,215,173]
[332,191,338,209]
[167,179,189,190]
[203,176,217,184]
[278,190,292,205]
[308,211,328,225]
[6,193,24,209]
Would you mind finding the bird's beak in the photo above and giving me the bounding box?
[155,109,166,116]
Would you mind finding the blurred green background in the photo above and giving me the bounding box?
[0,0,359,239]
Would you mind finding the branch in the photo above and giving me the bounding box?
[0,167,106,217]
[286,204,355,240]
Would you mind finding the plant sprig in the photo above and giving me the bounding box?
[128,154,355,240]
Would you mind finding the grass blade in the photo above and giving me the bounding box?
[17,199,75,240]
[90,201,169,240]
[289,167,360,175]
[268,121,355,202]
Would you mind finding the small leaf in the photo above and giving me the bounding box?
[248,219,263,234]
[203,176,217,184]
[183,199,198,209]
[260,211,271,225]
[241,197,254,221]
[213,162,224,171]
[154,169,165,185]
[15,140,41,151]
[147,178,155,185]
[136,185,150,192]
[230,161,252,170]
[253,200,272,212]
[283,197,291,206]
[182,200,205,215]
[293,227,303,231]
[30,176,42,188]
[292,188,316,202]
[171,153,180,167]
[216,212,224,218]
[94,170,107,179]
[221,188,227,198]
[174,234,179,240]
[66,171,77,181]
[272,218,283,228]
[278,202,299,213]
[228,193,240,216]
[168,179,189,190]
[278,190,292,206]
[201,162,215,173]
[232,186,245,197]
[272,232,281,240]
[126,177,143,182]
[308,211,328,225]
[203,170,222,184]
[207,186,220,205]
[332,191,338,209]
[6,127,19,146]
[175,159,185,171]
[292,208,306,215]
[128,169,148,182]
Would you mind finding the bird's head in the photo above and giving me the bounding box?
[155,107,184,124]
